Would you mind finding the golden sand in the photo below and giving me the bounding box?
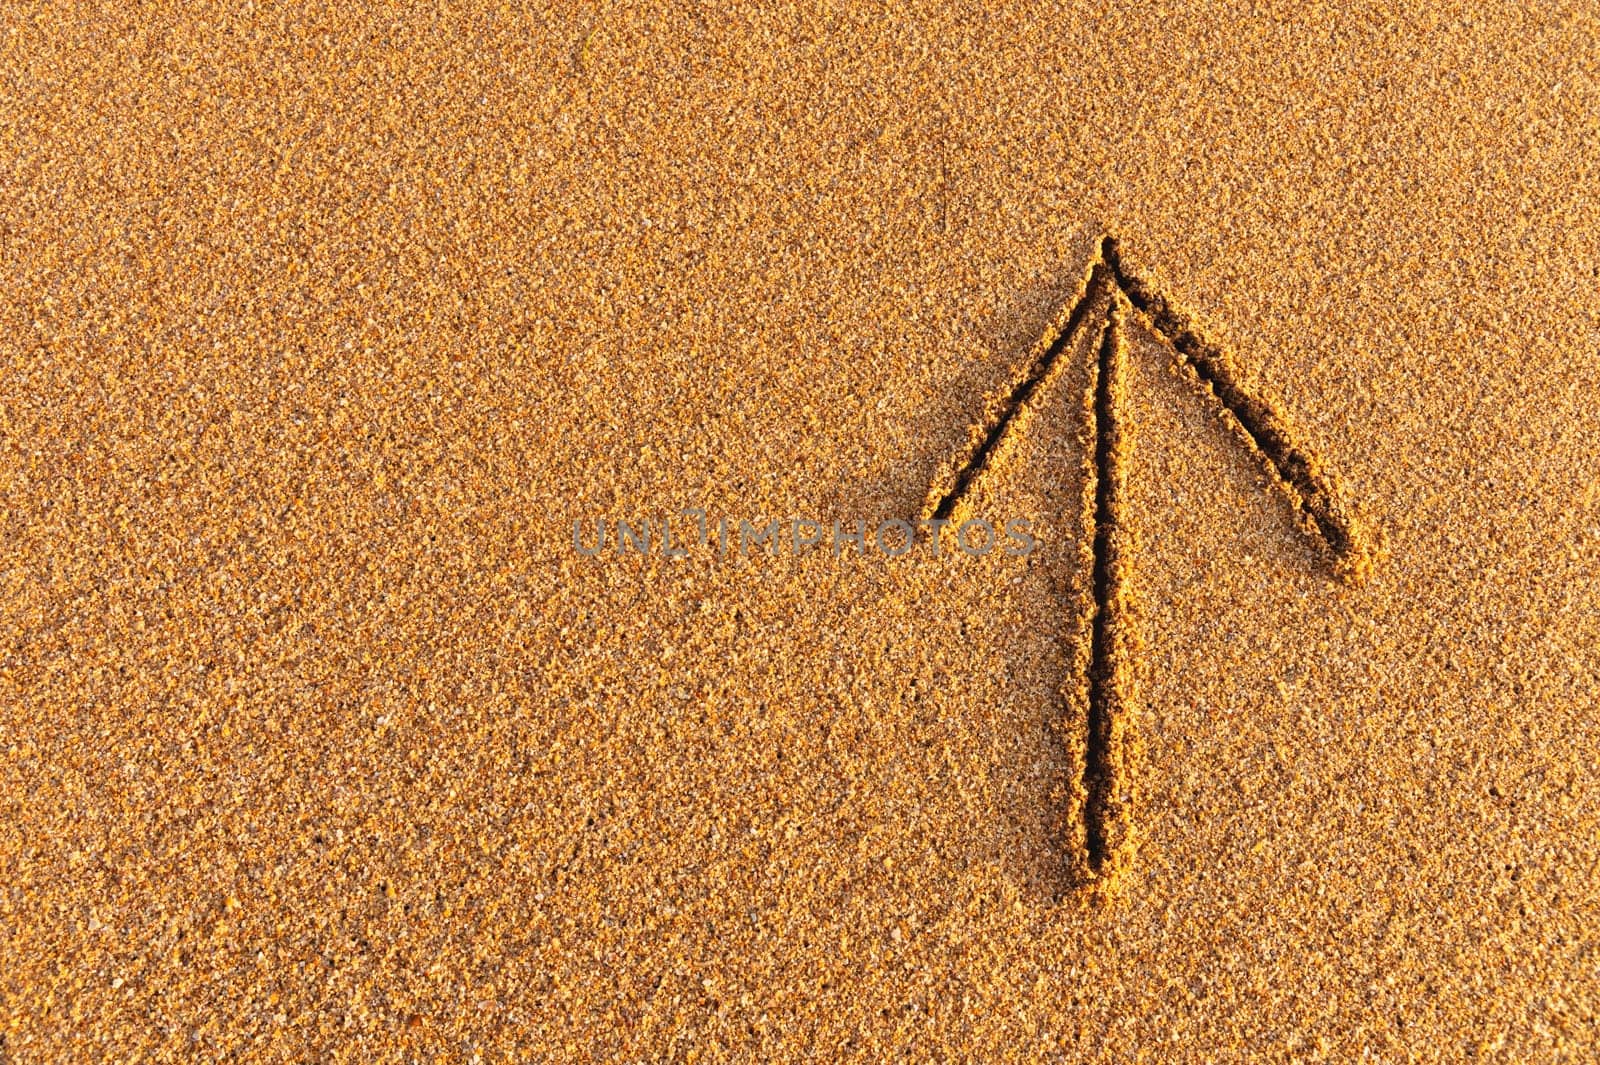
[3,2,1598,1059]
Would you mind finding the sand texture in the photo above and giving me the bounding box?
[3,1,1599,1060]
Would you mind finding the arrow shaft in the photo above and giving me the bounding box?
[1084,295,1135,878]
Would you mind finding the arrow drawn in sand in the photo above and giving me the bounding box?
[923,236,1370,887]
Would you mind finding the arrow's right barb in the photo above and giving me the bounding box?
[1102,237,1372,583]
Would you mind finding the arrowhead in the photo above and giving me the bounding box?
[926,236,1370,580]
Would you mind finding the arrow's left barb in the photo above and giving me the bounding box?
[922,248,1116,525]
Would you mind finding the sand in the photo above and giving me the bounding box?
[3,1,1598,1060]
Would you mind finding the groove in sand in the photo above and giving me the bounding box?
[924,256,1112,524]
[924,234,1370,887]
[1083,292,1135,878]
[1103,237,1369,579]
